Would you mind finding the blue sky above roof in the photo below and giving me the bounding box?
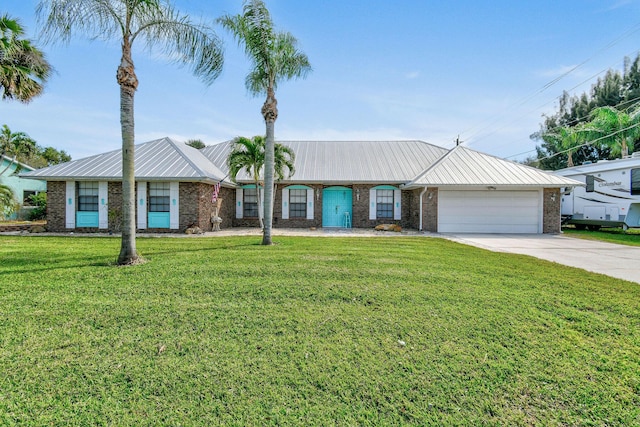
[4,0,640,161]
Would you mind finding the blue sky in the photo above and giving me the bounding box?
[3,0,640,161]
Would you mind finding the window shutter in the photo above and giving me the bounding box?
[369,188,377,220]
[65,181,75,228]
[98,181,108,229]
[394,189,401,220]
[137,181,147,229]
[236,188,243,219]
[281,188,289,219]
[169,182,179,229]
[306,188,314,220]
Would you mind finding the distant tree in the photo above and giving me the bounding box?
[186,139,206,149]
[0,14,51,102]
[38,0,224,265]
[0,124,36,175]
[38,146,71,166]
[220,0,311,245]
[227,135,295,229]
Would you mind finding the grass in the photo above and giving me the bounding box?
[1,235,639,426]
[563,226,640,247]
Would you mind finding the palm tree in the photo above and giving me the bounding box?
[220,0,310,245]
[0,14,52,102]
[0,183,16,219]
[586,106,640,158]
[37,0,224,265]
[544,124,589,168]
[227,135,295,229]
[0,124,36,176]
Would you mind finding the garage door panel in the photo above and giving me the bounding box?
[438,190,541,234]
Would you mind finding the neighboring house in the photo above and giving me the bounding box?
[1,155,47,218]
[21,137,582,234]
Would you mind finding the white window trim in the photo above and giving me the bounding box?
[281,186,314,220]
[369,186,401,220]
[98,181,108,229]
[137,181,147,229]
[169,182,179,229]
[65,181,75,228]
[236,188,243,219]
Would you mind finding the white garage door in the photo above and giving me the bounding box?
[438,190,541,233]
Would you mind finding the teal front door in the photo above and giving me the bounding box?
[322,187,353,227]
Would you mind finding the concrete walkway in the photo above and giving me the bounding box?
[443,233,640,284]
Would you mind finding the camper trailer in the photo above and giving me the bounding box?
[555,153,640,230]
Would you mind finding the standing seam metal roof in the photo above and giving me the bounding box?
[20,137,228,183]
[406,146,584,187]
[201,140,449,183]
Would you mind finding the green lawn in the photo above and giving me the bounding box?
[1,235,639,426]
[563,226,640,247]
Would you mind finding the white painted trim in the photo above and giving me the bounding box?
[281,187,289,219]
[393,189,402,220]
[169,182,179,229]
[98,181,108,229]
[65,181,75,228]
[236,188,243,219]
[369,187,376,220]
[306,188,314,220]
[137,181,147,229]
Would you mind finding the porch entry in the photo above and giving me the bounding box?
[322,186,353,227]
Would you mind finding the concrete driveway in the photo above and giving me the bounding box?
[443,233,640,284]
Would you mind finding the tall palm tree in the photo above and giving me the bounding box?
[0,124,36,176]
[37,0,224,265]
[0,14,51,102]
[227,135,295,229]
[586,106,640,158]
[220,0,310,245]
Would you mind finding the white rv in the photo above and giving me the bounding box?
[555,153,640,230]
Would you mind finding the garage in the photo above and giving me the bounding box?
[438,190,541,233]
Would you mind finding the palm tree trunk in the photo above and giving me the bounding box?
[261,88,278,245]
[256,180,264,229]
[116,41,140,265]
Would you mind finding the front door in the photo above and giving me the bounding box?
[322,187,353,227]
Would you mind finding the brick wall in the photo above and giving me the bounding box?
[46,181,66,231]
[543,188,561,234]
[273,184,323,229]
[422,188,438,232]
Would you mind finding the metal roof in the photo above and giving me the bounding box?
[406,146,584,188]
[20,137,228,183]
[201,140,449,183]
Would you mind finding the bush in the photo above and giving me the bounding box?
[27,192,46,220]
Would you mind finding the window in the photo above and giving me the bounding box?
[376,189,394,219]
[586,175,594,193]
[632,169,640,195]
[243,187,259,217]
[77,182,99,211]
[23,190,38,206]
[289,189,307,218]
[149,182,170,212]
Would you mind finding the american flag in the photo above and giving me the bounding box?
[212,181,221,202]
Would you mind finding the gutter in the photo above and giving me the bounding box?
[419,186,428,231]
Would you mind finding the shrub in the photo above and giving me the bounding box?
[27,192,46,220]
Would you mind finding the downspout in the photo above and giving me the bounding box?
[419,186,428,231]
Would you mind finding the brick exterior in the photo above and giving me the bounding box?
[44,180,236,234]
[45,180,561,234]
[543,188,561,234]
[422,188,438,232]
[273,184,323,229]
[46,181,66,231]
